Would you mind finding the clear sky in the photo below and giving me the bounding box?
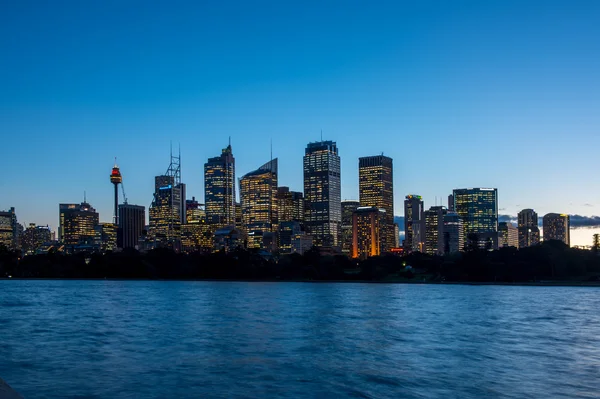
[1,1,600,245]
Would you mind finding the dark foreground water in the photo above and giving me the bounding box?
[1,281,600,398]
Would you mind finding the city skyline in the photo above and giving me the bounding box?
[2,1,600,246]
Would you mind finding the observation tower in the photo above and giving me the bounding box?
[110,159,123,225]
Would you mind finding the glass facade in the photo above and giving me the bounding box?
[352,206,385,259]
[118,204,145,249]
[404,195,424,253]
[239,159,278,234]
[452,188,498,249]
[0,207,17,249]
[424,206,447,255]
[542,213,570,246]
[518,209,540,248]
[59,202,99,249]
[149,175,184,247]
[277,187,304,224]
[341,201,360,256]
[204,144,236,227]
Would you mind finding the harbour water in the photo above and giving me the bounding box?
[1,280,599,398]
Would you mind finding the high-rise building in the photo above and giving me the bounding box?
[543,213,570,246]
[59,202,99,250]
[239,159,278,234]
[424,206,447,255]
[452,188,498,249]
[359,155,394,251]
[186,197,206,224]
[341,201,360,256]
[303,140,341,248]
[118,204,145,249]
[404,195,425,253]
[96,222,118,252]
[277,187,304,223]
[447,194,455,212]
[0,207,18,249]
[278,221,303,254]
[498,222,519,248]
[352,206,386,259]
[518,209,540,248]
[205,143,236,227]
[443,212,464,254]
[21,224,52,255]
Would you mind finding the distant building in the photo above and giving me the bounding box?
[341,201,360,256]
[96,222,118,252]
[424,206,447,255]
[181,223,214,254]
[277,187,304,223]
[498,222,519,248]
[213,226,244,252]
[518,209,540,248]
[278,221,303,254]
[543,213,570,246]
[205,143,236,227]
[443,212,464,254]
[359,155,394,252]
[186,197,205,224]
[404,195,424,253]
[0,207,18,249]
[59,202,99,251]
[291,232,314,255]
[240,159,278,235]
[21,223,52,255]
[447,194,454,212]
[452,188,498,250]
[352,206,386,259]
[118,204,145,249]
[303,140,341,248]
[148,174,185,248]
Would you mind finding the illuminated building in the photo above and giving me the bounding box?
[0,207,18,249]
[341,201,360,256]
[109,160,122,225]
[452,188,498,249]
[235,203,242,229]
[543,213,570,246]
[291,232,314,255]
[424,206,447,255]
[404,195,424,252]
[240,159,278,235]
[443,212,464,254]
[303,140,341,248]
[205,143,236,227]
[181,223,214,253]
[448,194,454,211]
[518,209,540,248]
[96,222,118,252]
[214,226,244,252]
[277,187,304,223]
[359,155,394,252]
[352,206,386,259]
[21,223,52,255]
[498,222,518,248]
[59,202,99,251]
[278,221,302,254]
[393,223,400,248]
[118,204,145,249]
[186,197,205,224]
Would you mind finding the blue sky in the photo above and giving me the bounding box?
[1,1,600,244]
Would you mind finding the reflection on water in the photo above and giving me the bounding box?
[1,281,600,398]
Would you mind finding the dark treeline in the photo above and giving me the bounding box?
[1,241,600,283]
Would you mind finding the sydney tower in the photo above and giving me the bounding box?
[110,160,122,225]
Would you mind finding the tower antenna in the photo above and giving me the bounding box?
[84,190,87,203]
[320,129,323,142]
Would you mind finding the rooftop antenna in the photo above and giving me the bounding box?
[84,190,87,203]
[270,138,273,163]
[229,136,231,147]
[320,129,323,142]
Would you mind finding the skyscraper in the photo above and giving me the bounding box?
[543,213,570,246]
[424,206,447,255]
[518,209,540,248]
[359,155,394,251]
[443,212,464,254]
[277,187,304,224]
[239,159,278,233]
[59,202,99,250]
[21,223,52,255]
[352,206,386,259]
[0,207,18,249]
[118,204,145,249]
[498,222,519,248]
[452,188,499,249]
[205,143,236,227]
[303,140,341,248]
[404,195,424,253]
[341,200,360,256]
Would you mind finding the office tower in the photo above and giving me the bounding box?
[0,207,18,249]
[498,222,519,248]
[235,202,242,228]
[341,201,360,256]
[394,223,400,248]
[109,161,122,225]
[359,155,394,251]
[186,197,205,224]
[543,213,570,246]
[96,223,117,252]
[278,221,303,254]
[452,188,499,249]
[59,202,99,250]
[518,209,540,248]
[404,195,425,252]
[448,194,454,211]
[240,159,278,235]
[443,212,464,254]
[205,142,236,227]
[277,187,304,223]
[118,204,145,249]
[149,151,185,248]
[424,206,447,255]
[21,224,52,255]
[303,140,341,248]
[352,206,386,259]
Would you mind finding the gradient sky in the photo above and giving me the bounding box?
[2,1,600,245]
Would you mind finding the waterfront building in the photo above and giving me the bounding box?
[59,202,99,251]
[240,159,278,235]
[359,155,394,252]
[0,207,18,249]
[205,143,236,227]
[498,222,519,248]
[424,206,447,256]
[352,206,386,259]
[181,223,214,253]
[21,223,52,255]
[118,204,146,249]
[148,175,185,248]
[543,213,570,246]
[96,222,118,252]
[186,197,206,224]
[277,187,304,223]
[518,209,540,248]
[341,200,360,256]
[452,188,498,249]
[443,212,464,254]
[291,232,314,255]
[213,226,244,252]
[303,140,341,248]
[278,221,303,254]
[404,195,425,252]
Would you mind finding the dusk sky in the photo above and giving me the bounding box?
[2,1,600,245]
